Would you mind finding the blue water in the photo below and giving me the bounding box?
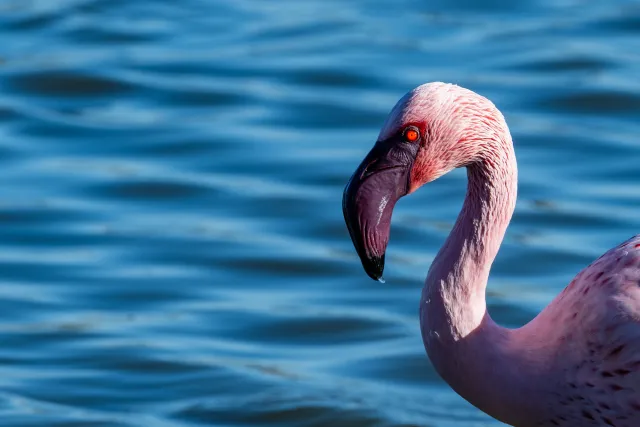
[0,1,639,426]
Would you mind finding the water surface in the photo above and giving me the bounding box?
[0,1,639,426]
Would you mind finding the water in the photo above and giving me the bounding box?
[0,1,639,426]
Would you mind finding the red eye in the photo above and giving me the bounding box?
[403,127,420,143]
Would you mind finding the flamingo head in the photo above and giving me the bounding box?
[342,82,506,281]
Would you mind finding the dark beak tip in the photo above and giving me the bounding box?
[362,254,385,282]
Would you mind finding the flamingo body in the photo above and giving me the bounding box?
[342,82,640,426]
[520,235,640,426]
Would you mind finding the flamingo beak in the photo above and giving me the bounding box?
[342,139,418,281]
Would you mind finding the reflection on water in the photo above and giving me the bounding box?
[0,0,639,426]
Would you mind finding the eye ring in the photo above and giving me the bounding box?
[402,126,420,143]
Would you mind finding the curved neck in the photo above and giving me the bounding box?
[424,144,517,340]
[420,138,544,425]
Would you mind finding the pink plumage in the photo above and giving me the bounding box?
[342,83,640,427]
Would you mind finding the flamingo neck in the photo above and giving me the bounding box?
[423,143,517,341]
[420,136,544,424]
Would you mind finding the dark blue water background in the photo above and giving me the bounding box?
[0,1,639,426]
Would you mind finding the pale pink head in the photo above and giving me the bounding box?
[342,82,510,280]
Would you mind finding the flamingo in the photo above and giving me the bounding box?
[342,82,640,427]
